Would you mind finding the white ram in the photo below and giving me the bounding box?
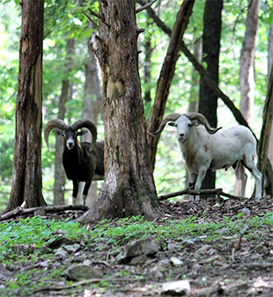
[150,112,262,200]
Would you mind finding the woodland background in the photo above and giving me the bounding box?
[0,0,273,211]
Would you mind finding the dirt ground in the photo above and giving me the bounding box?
[1,196,273,297]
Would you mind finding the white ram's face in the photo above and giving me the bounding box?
[175,116,192,142]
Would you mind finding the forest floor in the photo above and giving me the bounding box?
[1,196,273,297]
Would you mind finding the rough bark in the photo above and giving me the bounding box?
[239,0,260,124]
[267,25,273,165]
[257,65,273,194]
[198,0,223,190]
[143,21,152,103]
[4,0,46,213]
[79,0,162,223]
[53,38,75,205]
[146,0,195,167]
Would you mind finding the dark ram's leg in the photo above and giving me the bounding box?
[82,180,91,206]
[72,180,79,205]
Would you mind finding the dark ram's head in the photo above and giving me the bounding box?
[44,119,97,150]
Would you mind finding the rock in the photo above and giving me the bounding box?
[116,237,159,264]
[66,264,102,281]
[54,247,68,259]
[161,280,191,296]
[64,243,81,253]
[170,257,183,266]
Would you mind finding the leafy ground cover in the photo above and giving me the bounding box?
[0,197,273,296]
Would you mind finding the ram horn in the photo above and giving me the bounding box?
[184,112,221,134]
[148,113,181,137]
[71,119,97,147]
[44,119,69,149]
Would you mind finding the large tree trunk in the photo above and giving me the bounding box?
[79,0,162,223]
[53,38,75,205]
[146,0,195,167]
[4,0,46,213]
[198,0,223,191]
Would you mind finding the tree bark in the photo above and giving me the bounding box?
[146,0,195,167]
[239,0,260,124]
[79,0,162,223]
[257,65,273,194]
[4,0,46,213]
[267,25,273,165]
[235,0,260,196]
[198,0,223,190]
[53,38,75,205]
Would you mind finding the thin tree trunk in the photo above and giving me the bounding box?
[4,0,46,213]
[53,38,75,205]
[198,0,223,190]
[239,0,260,124]
[79,0,162,223]
[79,41,102,207]
[235,0,260,196]
[257,64,273,194]
[267,25,273,165]
[146,0,195,168]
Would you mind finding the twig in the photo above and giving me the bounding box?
[33,277,139,293]
[158,188,246,201]
[0,205,88,222]
[88,9,110,28]
[136,0,157,14]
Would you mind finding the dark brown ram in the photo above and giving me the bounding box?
[44,119,104,205]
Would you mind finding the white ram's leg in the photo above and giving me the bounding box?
[82,195,87,206]
[194,168,207,201]
[252,168,262,199]
[244,157,262,199]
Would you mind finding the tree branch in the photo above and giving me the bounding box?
[136,0,157,14]
[0,205,88,222]
[158,188,247,201]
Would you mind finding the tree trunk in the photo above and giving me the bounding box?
[198,0,223,190]
[53,38,75,205]
[235,0,260,196]
[239,0,260,124]
[79,40,103,207]
[257,65,273,195]
[4,0,46,213]
[146,0,195,167]
[79,0,162,223]
[267,25,273,165]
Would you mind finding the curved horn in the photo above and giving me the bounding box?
[44,119,68,149]
[148,113,181,137]
[71,119,97,146]
[184,112,221,134]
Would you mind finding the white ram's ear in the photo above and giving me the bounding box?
[189,120,199,127]
[77,129,88,136]
[54,129,64,136]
